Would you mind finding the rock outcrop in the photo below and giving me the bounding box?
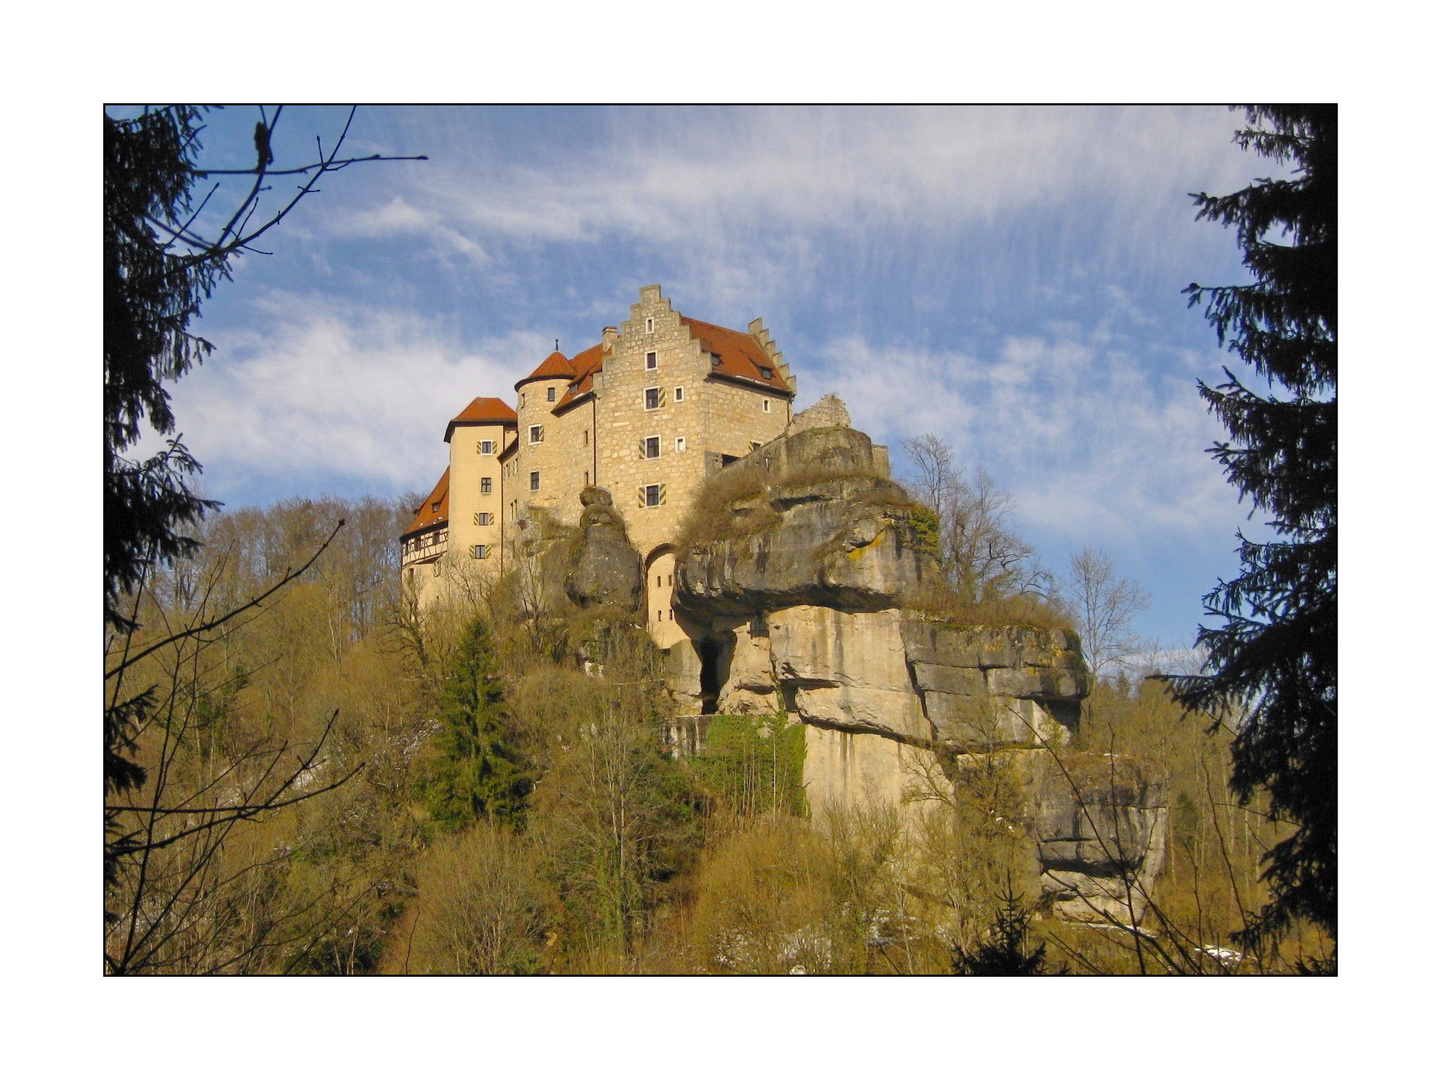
[522,487,643,613]
[670,416,1168,924]
[564,487,643,610]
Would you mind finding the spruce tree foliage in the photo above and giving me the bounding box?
[103,106,423,895]
[1179,106,1337,947]
[952,888,1049,975]
[422,616,531,830]
[104,107,227,875]
[105,106,224,639]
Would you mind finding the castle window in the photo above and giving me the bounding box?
[481,477,492,494]
[583,429,589,446]
[758,366,773,380]
[646,351,657,370]
[645,317,654,334]
[547,386,556,402]
[474,512,491,526]
[674,386,683,402]
[530,424,543,443]
[641,436,660,459]
[478,439,494,455]
[470,544,490,559]
[639,483,665,508]
[519,393,526,409]
[584,470,589,486]
[644,387,661,410]
[530,471,540,491]
[675,436,686,453]
[763,398,771,413]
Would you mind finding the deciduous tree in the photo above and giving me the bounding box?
[1060,546,1150,683]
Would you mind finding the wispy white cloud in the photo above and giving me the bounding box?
[810,312,1237,548]
[163,293,544,498]
[335,106,1266,311]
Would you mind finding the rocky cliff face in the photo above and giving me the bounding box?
[670,415,1168,923]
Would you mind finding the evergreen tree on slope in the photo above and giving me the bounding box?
[1180,105,1337,949]
[422,617,531,831]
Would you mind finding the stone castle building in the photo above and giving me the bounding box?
[401,285,1169,919]
[400,285,797,644]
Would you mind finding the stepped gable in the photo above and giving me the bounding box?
[402,467,450,537]
[680,316,789,391]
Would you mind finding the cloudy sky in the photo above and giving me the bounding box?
[134,105,1287,652]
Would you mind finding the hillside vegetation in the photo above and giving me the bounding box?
[104,494,1326,974]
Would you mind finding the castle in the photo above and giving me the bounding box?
[400,284,797,644]
[401,286,1169,920]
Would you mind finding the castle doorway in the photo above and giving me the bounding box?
[644,546,684,649]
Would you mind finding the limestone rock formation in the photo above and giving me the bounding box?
[669,414,1168,925]
[564,487,643,610]
[520,487,644,613]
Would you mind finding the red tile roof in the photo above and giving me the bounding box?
[555,342,605,409]
[444,397,517,442]
[547,316,789,412]
[516,350,575,390]
[402,467,449,537]
[680,316,789,392]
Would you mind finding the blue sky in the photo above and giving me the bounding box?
[135,105,1287,653]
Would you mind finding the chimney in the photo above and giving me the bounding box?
[602,326,618,351]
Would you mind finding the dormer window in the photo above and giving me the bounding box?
[758,366,773,380]
[431,501,440,513]
[710,353,721,367]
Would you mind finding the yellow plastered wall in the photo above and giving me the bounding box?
[447,419,511,578]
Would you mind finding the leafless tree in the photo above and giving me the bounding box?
[901,434,1047,602]
[1059,546,1151,682]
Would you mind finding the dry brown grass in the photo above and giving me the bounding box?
[905,579,1075,632]
[674,453,910,554]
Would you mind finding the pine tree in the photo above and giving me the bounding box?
[952,888,1048,975]
[1180,106,1337,948]
[422,617,531,830]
